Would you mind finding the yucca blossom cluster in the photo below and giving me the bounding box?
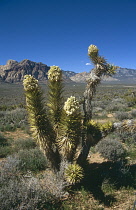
[48,66,62,81]
[64,96,80,116]
[88,44,99,56]
[23,75,38,91]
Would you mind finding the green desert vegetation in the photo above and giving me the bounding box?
[0,45,136,209]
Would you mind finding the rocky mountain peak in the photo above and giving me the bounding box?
[0,59,50,83]
[6,59,18,66]
[0,60,136,84]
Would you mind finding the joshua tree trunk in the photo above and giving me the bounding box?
[77,45,117,166]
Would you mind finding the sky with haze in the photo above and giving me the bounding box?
[0,0,136,73]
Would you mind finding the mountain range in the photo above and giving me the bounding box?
[0,59,136,84]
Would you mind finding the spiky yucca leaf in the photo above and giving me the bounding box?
[23,75,61,171]
[48,66,64,125]
[64,163,84,184]
[58,96,82,162]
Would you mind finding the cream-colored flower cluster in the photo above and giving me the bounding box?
[64,96,80,116]
[88,44,99,56]
[23,75,38,91]
[48,66,62,81]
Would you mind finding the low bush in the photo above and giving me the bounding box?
[0,178,60,210]
[105,101,128,112]
[101,178,115,194]
[118,131,136,144]
[0,156,61,209]
[130,109,136,118]
[13,138,36,152]
[95,138,127,162]
[0,124,16,132]
[110,162,135,187]
[124,95,136,107]
[0,133,10,146]
[40,172,68,198]
[115,111,130,121]
[0,134,12,157]
[0,108,28,132]
[116,120,136,145]
[0,164,59,210]
[17,148,48,172]
[0,146,12,158]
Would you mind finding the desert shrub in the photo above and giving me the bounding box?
[105,102,127,112]
[101,178,115,194]
[0,108,28,132]
[17,148,48,172]
[130,109,136,118]
[0,156,61,209]
[95,138,127,162]
[0,133,10,146]
[0,124,16,132]
[0,146,12,158]
[0,134,12,157]
[0,178,60,210]
[115,111,129,121]
[13,138,36,152]
[0,156,21,190]
[110,161,135,187]
[124,95,136,107]
[115,120,136,144]
[0,103,25,111]
[41,171,68,198]
[62,186,103,210]
[0,168,60,210]
[118,131,136,144]
[92,110,107,120]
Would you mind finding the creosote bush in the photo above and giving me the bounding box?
[0,133,10,146]
[13,138,36,152]
[17,148,48,172]
[0,134,12,157]
[0,108,27,132]
[95,138,127,162]
[23,44,117,185]
[0,158,60,210]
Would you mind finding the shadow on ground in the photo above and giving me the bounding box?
[72,161,136,207]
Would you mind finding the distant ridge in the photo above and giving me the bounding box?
[70,68,136,84]
[0,59,72,83]
[0,59,49,83]
[0,59,136,84]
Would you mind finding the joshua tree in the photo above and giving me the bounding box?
[23,75,61,171]
[23,44,116,184]
[77,45,116,165]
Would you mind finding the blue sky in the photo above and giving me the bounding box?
[0,0,136,73]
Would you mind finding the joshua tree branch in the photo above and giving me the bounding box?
[77,45,117,166]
